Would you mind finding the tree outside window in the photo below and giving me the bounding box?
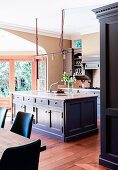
[0,62,9,97]
[15,62,32,91]
[76,40,82,48]
[38,60,46,91]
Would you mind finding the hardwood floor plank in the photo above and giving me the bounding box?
[75,164,107,170]
[68,165,85,170]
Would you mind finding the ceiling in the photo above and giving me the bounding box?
[0,29,46,52]
[0,0,117,39]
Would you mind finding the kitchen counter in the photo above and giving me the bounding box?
[11,90,98,101]
[59,87,100,92]
[11,91,98,142]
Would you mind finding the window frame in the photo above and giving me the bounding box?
[37,56,47,91]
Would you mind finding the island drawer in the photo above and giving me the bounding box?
[24,96,34,104]
[14,95,23,102]
[35,98,48,105]
[48,99,63,107]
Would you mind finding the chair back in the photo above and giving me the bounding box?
[0,139,45,170]
[0,107,8,128]
[10,111,33,138]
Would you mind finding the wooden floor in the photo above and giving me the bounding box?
[5,119,109,170]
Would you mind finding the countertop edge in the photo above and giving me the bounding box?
[10,91,98,101]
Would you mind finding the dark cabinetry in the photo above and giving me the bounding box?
[34,97,98,142]
[33,105,64,140]
[36,106,49,129]
[65,97,97,141]
[63,48,83,76]
[48,107,63,136]
[12,93,98,142]
[93,2,118,169]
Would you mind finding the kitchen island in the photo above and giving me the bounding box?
[59,87,100,118]
[11,91,98,142]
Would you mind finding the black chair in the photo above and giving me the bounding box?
[0,107,8,128]
[0,139,46,170]
[10,111,34,138]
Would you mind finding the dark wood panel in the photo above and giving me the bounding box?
[82,101,96,127]
[106,116,118,155]
[93,2,118,169]
[106,22,118,108]
[66,102,81,135]
[65,97,98,141]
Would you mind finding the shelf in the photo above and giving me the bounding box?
[74,65,82,67]
[74,58,82,60]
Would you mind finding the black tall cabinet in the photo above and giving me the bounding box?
[93,3,118,169]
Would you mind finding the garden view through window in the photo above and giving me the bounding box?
[15,62,32,91]
[76,40,82,48]
[0,62,9,97]
[0,60,46,97]
[38,60,46,91]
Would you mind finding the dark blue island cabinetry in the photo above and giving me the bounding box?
[64,97,98,142]
[12,92,98,142]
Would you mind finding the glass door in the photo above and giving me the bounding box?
[38,57,47,91]
[15,61,32,91]
[0,62,9,97]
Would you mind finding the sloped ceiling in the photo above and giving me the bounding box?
[0,29,45,52]
[0,0,117,39]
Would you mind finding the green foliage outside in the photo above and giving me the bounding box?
[0,62,9,97]
[0,61,45,96]
[38,61,46,91]
[15,62,32,91]
[76,40,82,48]
[39,61,45,79]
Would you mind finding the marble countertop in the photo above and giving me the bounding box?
[11,91,98,101]
[60,88,100,92]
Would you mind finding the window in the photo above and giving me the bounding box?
[76,40,82,48]
[38,59,46,91]
[15,62,32,91]
[0,62,9,97]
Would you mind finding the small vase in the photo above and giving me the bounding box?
[64,81,66,85]
[68,81,73,93]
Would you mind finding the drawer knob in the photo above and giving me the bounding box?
[55,102,57,104]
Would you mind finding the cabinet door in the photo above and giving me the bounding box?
[37,106,50,130]
[25,106,37,124]
[49,107,64,135]
[65,98,97,136]
[14,103,25,117]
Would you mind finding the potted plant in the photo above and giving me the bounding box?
[61,72,76,93]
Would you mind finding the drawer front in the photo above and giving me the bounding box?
[14,95,23,102]
[24,96,34,104]
[49,99,63,107]
[36,98,48,105]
